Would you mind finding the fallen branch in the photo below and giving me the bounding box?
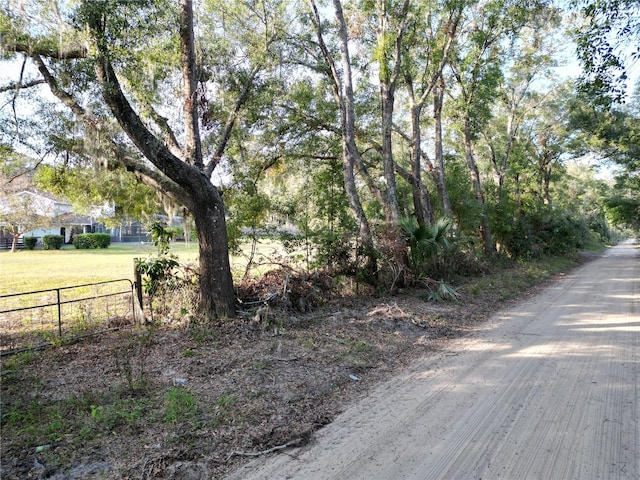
[225,438,302,463]
[238,291,279,307]
[268,352,309,362]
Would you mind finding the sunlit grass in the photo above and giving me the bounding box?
[0,242,199,295]
[464,255,577,298]
[0,239,300,295]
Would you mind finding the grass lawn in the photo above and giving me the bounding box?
[0,238,299,295]
[0,242,200,295]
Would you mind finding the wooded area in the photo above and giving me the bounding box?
[1,0,638,320]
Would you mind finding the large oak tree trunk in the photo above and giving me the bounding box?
[86,0,237,319]
[190,185,236,318]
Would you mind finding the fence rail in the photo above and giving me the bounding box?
[0,279,140,356]
[0,238,23,250]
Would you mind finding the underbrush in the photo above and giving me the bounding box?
[0,253,589,479]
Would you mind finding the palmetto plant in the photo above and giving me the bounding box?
[400,217,452,268]
[400,217,459,302]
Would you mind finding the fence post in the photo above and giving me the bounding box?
[56,288,62,338]
[133,259,146,325]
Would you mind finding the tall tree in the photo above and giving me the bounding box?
[0,0,285,319]
[368,0,410,225]
[399,0,462,223]
[448,0,549,254]
[570,0,640,105]
[448,2,501,254]
[307,0,378,277]
[568,88,640,228]
[482,6,561,192]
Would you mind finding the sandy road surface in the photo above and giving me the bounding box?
[227,243,639,480]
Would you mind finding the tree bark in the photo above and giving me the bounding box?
[399,4,460,225]
[189,183,236,318]
[433,79,453,219]
[377,0,410,226]
[310,0,377,279]
[409,102,432,226]
[464,117,495,255]
[380,83,401,225]
[86,1,236,319]
[180,0,203,170]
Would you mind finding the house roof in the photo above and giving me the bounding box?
[10,190,73,217]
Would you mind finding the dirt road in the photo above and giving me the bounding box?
[227,243,639,480]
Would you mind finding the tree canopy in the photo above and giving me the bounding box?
[1,0,637,318]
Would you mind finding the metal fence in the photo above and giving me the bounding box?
[0,279,138,356]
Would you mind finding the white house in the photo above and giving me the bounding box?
[0,190,183,248]
[0,191,109,247]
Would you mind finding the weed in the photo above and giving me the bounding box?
[45,406,67,442]
[212,393,239,426]
[300,337,318,349]
[216,394,237,409]
[251,360,267,371]
[427,282,460,302]
[351,340,373,354]
[163,387,196,423]
[89,397,147,432]
[113,331,153,393]
[1,352,34,387]
[67,303,93,333]
[247,389,265,399]
[3,398,75,444]
[188,325,217,345]
[43,331,63,347]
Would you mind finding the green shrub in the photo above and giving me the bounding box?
[400,216,451,269]
[23,236,38,250]
[93,233,111,248]
[73,234,92,249]
[73,233,111,249]
[42,235,64,250]
[135,255,179,296]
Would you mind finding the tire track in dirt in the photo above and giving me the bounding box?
[227,244,639,480]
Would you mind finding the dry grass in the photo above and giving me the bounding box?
[0,247,588,479]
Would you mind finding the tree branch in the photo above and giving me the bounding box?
[87,13,202,191]
[205,65,261,178]
[1,152,49,189]
[309,0,343,106]
[392,123,434,173]
[0,79,46,93]
[180,0,203,169]
[23,41,190,205]
[113,148,189,207]
[11,42,87,60]
[143,107,184,160]
[32,55,86,117]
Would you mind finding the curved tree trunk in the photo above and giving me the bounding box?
[86,0,237,319]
